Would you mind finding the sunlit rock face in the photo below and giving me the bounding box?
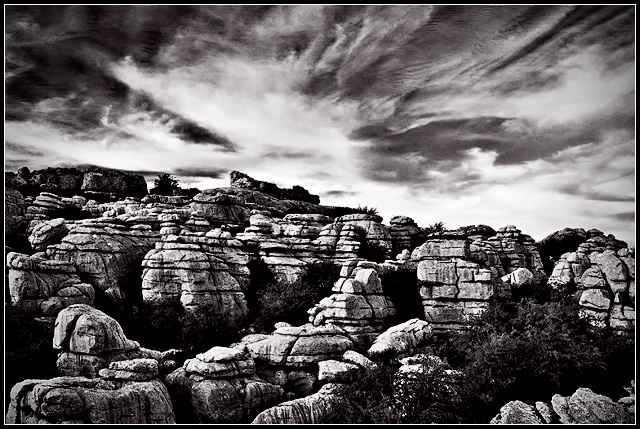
[7,252,94,318]
[410,225,545,331]
[46,219,159,304]
[548,244,635,333]
[165,346,285,423]
[141,232,250,328]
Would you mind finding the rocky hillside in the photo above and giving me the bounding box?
[4,167,635,424]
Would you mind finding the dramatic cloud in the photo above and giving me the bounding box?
[4,5,635,245]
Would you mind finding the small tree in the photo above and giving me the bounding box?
[151,173,180,196]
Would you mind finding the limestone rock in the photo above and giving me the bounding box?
[251,383,341,424]
[5,376,174,424]
[28,218,69,251]
[368,319,432,360]
[7,252,94,317]
[184,346,255,378]
[246,324,355,367]
[165,367,284,423]
[5,187,27,237]
[46,220,159,303]
[317,360,360,383]
[490,400,543,424]
[342,350,376,369]
[551,387,634,424]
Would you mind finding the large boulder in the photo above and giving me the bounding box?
[251,383,341,424]
[28,218,69,251]
[551,387,634,424]
[53,304,168,378]
[490,400,544,424]
[165,346,284,423]
[141,233,249,327]
[5,187,27,237]
[368,319,433,360]
[5,376,174,424]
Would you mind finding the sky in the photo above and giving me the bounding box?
[4,5,636,245]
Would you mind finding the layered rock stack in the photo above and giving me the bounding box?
[5,374,175,424]
[190,191,250,227]
[165,346,285,423]
[251,383,342,424]
[5,187,27,237]
[141,231,250,327]
[53,304,170,378]
[412,230,506,331]
[389,215,425,256]
[46,219,159,303]
[307,260,398,348]
[28,218,69,251]
[7,252,94,318]
[315,214,393,262]
[548,245,635,332]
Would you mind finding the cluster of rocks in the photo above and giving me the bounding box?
[548,244,635,332]
[230,170,321,204]
[409,225,548,330]
[388,215,425,257]
[165,346,285,423]
[141,230,250,326]
[491,386,635,424]
[7,252,94,319]
[53,305,174,378]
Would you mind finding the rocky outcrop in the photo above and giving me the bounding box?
[5,376,175,424]
[550,387,635,424]
[368,319,432,360]
[230,170,320,204]
[245,324,356,368]
[28,218,69,251]
[46,219,159,303]
[548,245,635,332]
[5,187,27,237]
[490,400,544,424]
[53,304,170,378]
[411,225,545,330]
[7,252,94,317]
[141,231,250,326]
[315,214,392,261]
[165,346,285,423]
[251,383,342,424]
[12,166,148,201]
[491,387,634,424]
[388,216,425,256]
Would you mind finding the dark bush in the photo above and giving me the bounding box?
[150,173,179,196]
[246,259,340,333]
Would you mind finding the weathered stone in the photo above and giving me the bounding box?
[252,383,341,424]
[317,360,359,383]
[5,377,174,424]
[579,289,611,311]
[490,400,543,424]
[551,387,634,424]
[342,350,376,369]
[368,319,432,360]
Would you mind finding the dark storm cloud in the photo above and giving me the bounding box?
[172,168,226,179]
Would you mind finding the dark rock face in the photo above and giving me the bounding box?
[7,166,148,201]
[230,171,320,204]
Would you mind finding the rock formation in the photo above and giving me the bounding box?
[368,319,433,360]
[230,170,320,204]
[548,245,635,332]
[491,387,634,424]
[141,230,250,326]
[5,376,175,424]
[7,252,94,318]
[53,304,172,378]
[411,225,546,330]
[46,219,159,303]
[251,383,342,424]
[165,346,285,423]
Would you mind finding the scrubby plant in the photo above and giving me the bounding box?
[424,221,446,235]
[246,259,340,333]
[356,204,379,216]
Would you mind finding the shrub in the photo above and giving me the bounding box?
[246,259,340,333]
[356,205,379,216]
[423,221,446,235]
[151,173,180,196]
